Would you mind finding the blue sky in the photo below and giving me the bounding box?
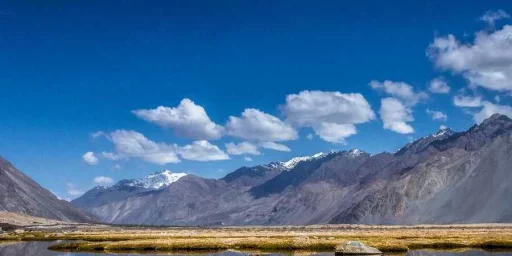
[1,1,512,200]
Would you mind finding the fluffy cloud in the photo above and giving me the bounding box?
[66,183,83,196]
[428,26,512,91]
[104,130,230,164]
[283,90,375,126]
[380,97,414,134]
[282,90,375,143]
[370,80,428,105]
[453,95,483,107]
[226,108,298,142]
[177,140,229,161]
[259,141,291,152]
[480,9,510,27]
[244,156,253,162]
[132,98,224,140]
[473,101,512,123]
[82,152,99,165]
[93,176,114,185]
[426,109,448,121]
[451,94,512,124]
[428,77,451,94]
[313,123,357,144]
[108,130,180,165]
[225,141,260,155]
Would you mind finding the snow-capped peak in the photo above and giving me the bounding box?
[143,170,187,189]
[432,127,453,138]
[346,149,365,158]
[280,152,327,169]
[112,170,187,190]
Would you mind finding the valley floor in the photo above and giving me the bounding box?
[2,218,512,254]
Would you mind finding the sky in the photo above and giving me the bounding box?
[1,1,512,200]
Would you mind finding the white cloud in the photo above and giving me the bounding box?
[51,191,71,202]
[225,141,261,155]
[177,140,230,161]
[57,196,71,202]
[82,152,99,165]
[453,95,483,107]
[370,80,428,105]
[113,164,122,170]
[244,156,253,162]
[312,123,357,144]
[282,90,375,143]
[440,125,448,130]
[259,141,291,152]
[473,101,512,123]
[104,130,231,164]
[66,183,83,196]
[108,130,180,165]
[306,134,314,140]
[426,109,448,121]
[101,151,124,161]
[283,90,375,126]
[132,98,224,140]
[428,25,512,91]
[226,108,298,142]
[428,77,451,94]
[480,9,510,27]
[380,97,415,134]
[93,176,114,185]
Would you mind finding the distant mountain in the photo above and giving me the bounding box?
[108,170,187,191]
[72,170,187,213]
[0,156,93,222]
[73,114,512,225]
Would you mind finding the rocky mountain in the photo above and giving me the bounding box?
[0,156,93,222]
[73,114,512,225]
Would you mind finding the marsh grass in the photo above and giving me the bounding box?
[3,225,512,253]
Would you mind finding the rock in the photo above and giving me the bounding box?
[335,241,382,255]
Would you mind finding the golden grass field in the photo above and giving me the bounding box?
[3,224,512,253]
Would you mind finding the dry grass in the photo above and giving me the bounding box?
[2,225,512,253]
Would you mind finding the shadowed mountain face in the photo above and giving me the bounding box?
[73,114,512,225]
[0,157,93,223]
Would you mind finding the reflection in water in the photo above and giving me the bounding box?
[1,242,512,256]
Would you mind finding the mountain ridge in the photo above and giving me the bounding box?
[72,113,512,226]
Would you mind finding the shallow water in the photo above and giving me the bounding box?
[1,242,512,256]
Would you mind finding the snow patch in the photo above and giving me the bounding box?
[143,170,187,189]
[347,149,364,157]
[433,128,450,138]
[280,152,326,169]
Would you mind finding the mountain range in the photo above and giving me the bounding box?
[2,114,512,226]
[67,113,512,225]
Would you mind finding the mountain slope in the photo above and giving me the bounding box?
[73,114,512,225]
[330,114,512,224]
[0,156,93,222]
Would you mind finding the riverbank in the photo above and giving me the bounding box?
[2,224,512,253]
